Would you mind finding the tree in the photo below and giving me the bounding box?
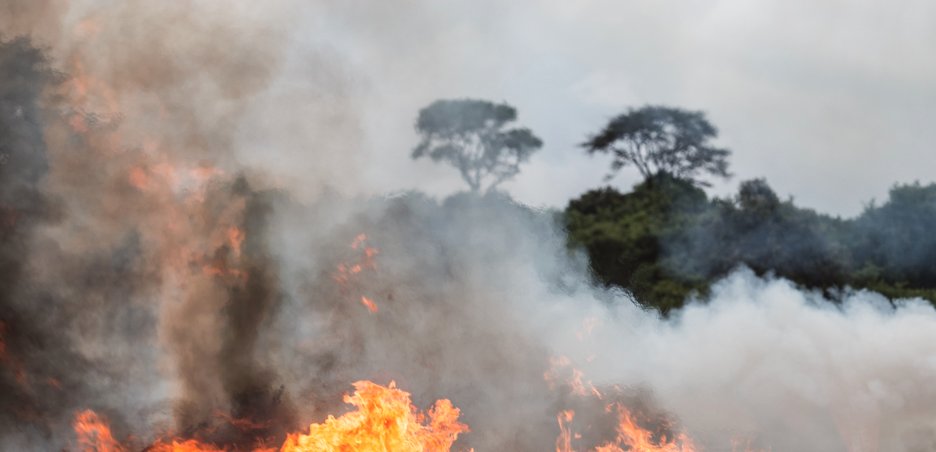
[412,99,543,193]
[736,178,780,214]
[583,105,731,187]
[564,174,709,313]
[851,182,936,286]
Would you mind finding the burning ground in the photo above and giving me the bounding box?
[2,2,936,451]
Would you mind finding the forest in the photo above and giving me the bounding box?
[413,99,936,312]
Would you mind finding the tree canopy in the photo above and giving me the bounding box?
[583,106,730,187]
[404,99,936,314]
[565,175,936,313]
[412,99,543,192]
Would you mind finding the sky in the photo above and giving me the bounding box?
[277,0,935,217]
[16,0,934,217]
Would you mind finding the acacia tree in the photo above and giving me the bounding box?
[583,105,731,187]
[412,99,543,193]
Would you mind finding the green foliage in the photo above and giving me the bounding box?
[407,99,936,313]
[565,176,936,313]
[582,106,731,187]
[849,182,936,287]
[565,173,708,313]
[665,180,850,288]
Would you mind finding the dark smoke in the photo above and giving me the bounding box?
[0,38,105,444]
[2,3,936,452]
[0,31,299,448]
[164,181,299,447]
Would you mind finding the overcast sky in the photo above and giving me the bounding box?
[105,0,914,218]
[279,0,933,217]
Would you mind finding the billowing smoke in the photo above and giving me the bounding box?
[2,2,936,452]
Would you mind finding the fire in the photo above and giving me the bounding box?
[600,404,697,452]
[555,404,697,452]
[351,233,368,249]
[201,264,248,281]
[146,439,230,452]
[73,381,468,452]
[282,380,468,452]
[361,296,379,313]
[74,410,125,452]
[333,233,382,312]
[556,410,577,452]
[549,357,699,452]
[545,356,602,399]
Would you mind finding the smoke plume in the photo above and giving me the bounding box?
[1,2,936,452]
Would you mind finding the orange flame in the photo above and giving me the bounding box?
[556,410,576,452]
[544,356,601,399]
[74,381,468,452]
[602,404,697,452]
[333,233,382,312]
[556,403,697,452]
[361,296,379,313]
[282,380,468,451]
[550,358,698,452]
[74,410,125,452]
[146,439,227,452]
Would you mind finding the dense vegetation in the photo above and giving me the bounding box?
[409,99,936,312]
[564,175,936,312]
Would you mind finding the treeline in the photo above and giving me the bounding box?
[565,174,936,312]
[406,98,936,312]
[400,98,936,312]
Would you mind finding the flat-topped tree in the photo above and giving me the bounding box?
[583,105,731,187]
[412,99,543,193]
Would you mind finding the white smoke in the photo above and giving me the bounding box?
[260,193,936,451]
[3,1,936,451]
